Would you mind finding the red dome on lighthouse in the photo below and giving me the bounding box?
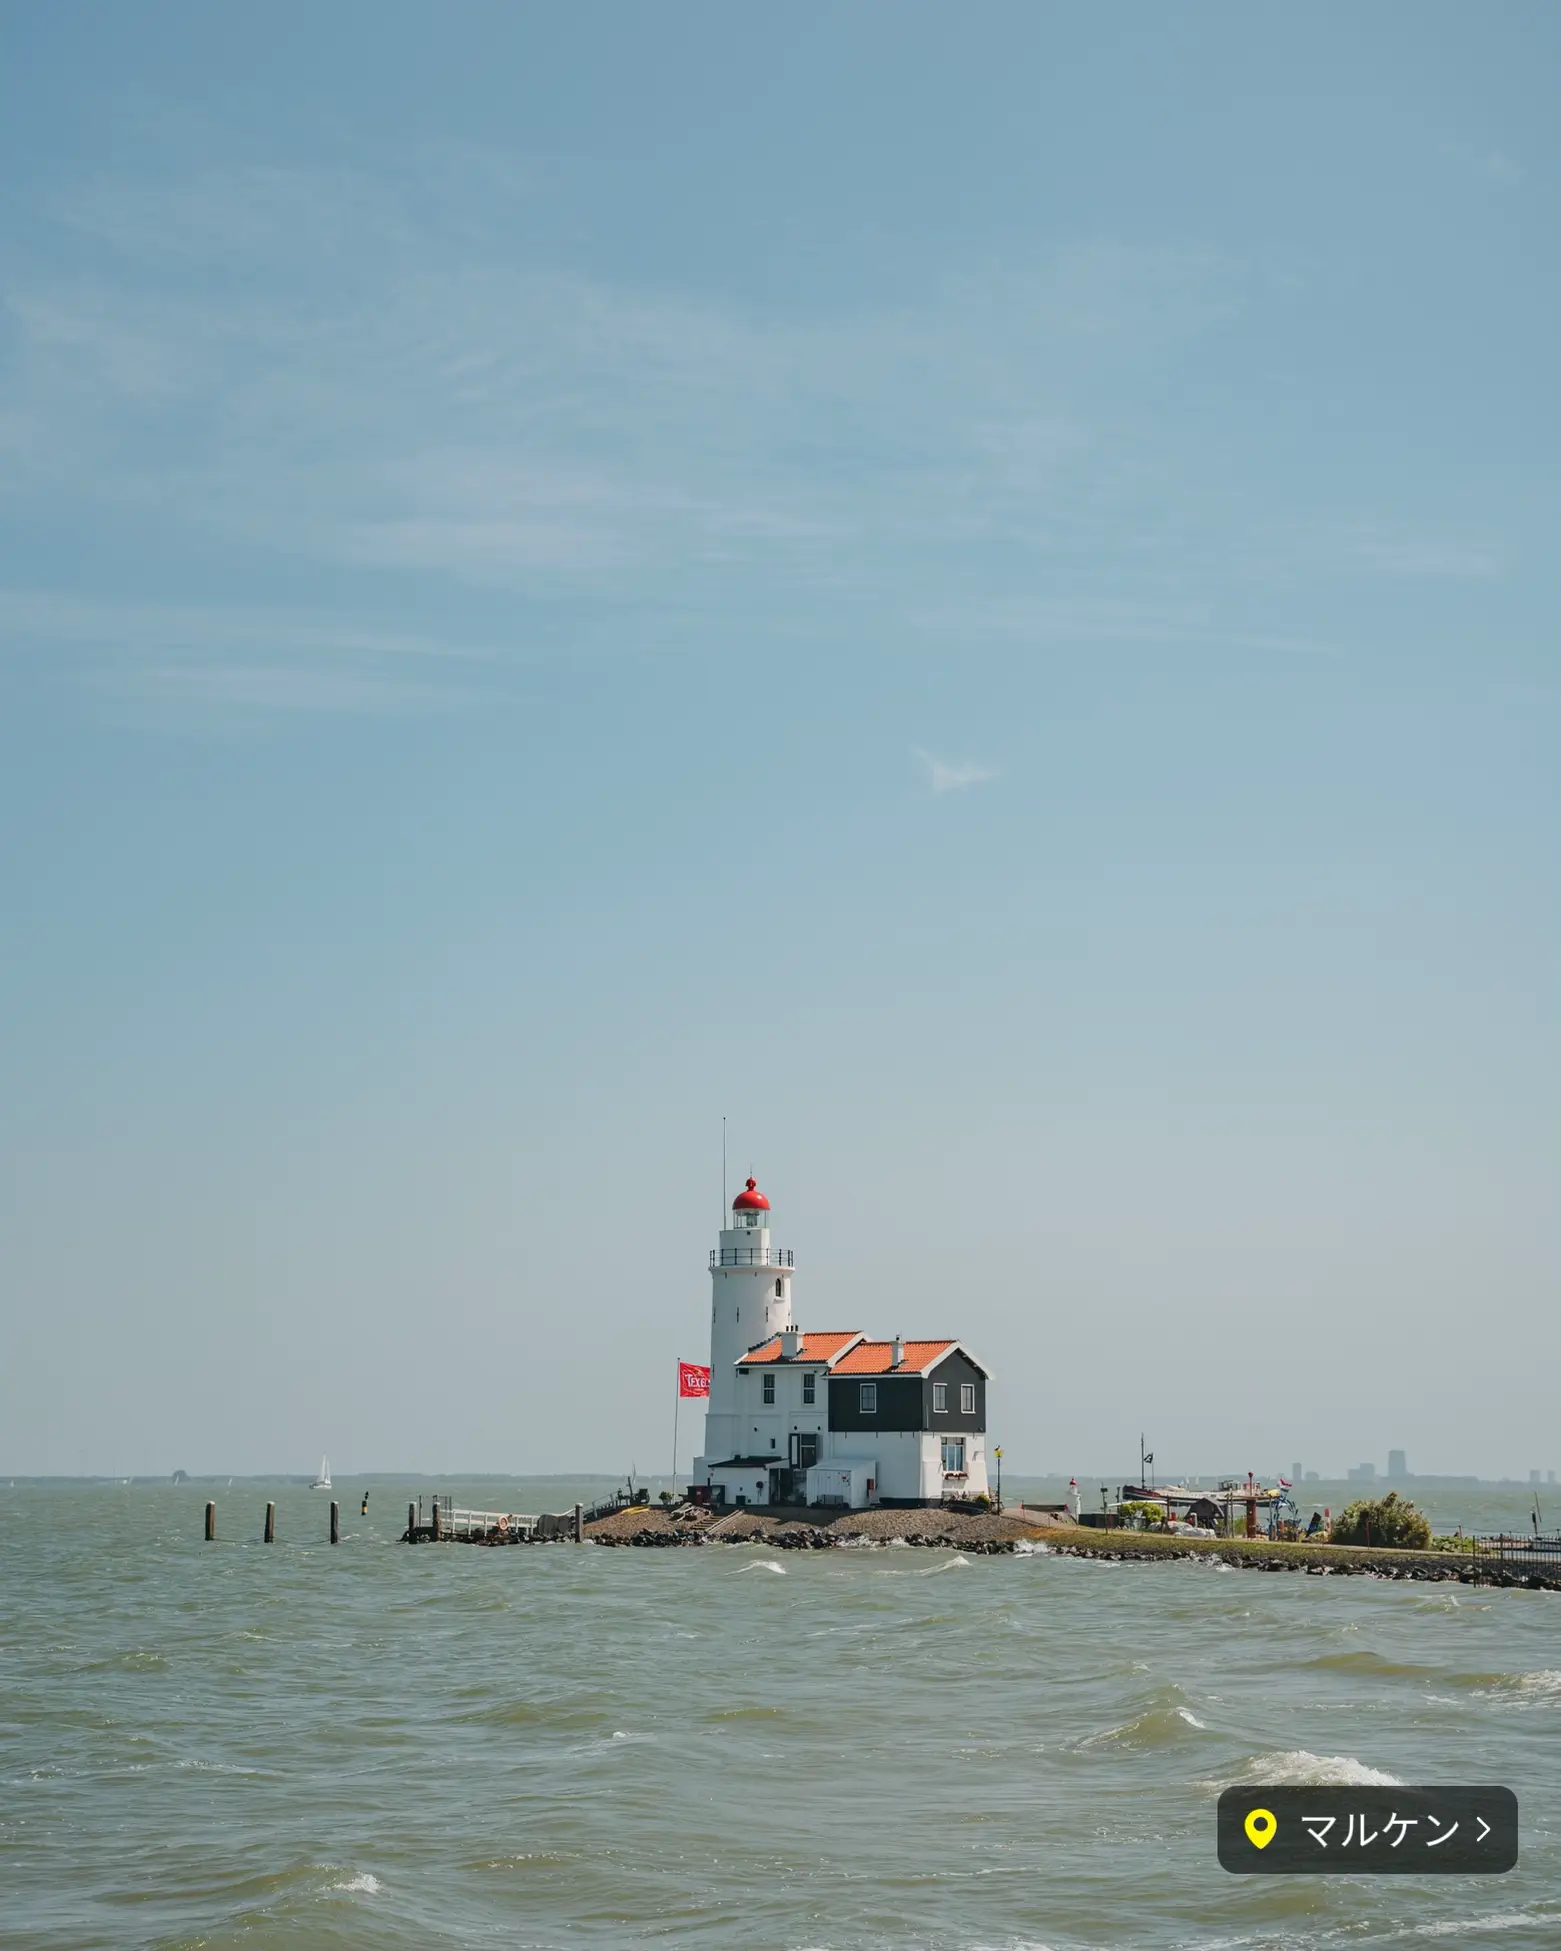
[732,1176,770,1212]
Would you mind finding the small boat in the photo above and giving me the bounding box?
[311,1455,332,1490]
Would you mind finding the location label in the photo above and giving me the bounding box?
[1218,1786,1517,1874]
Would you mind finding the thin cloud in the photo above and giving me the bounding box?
[914,749,1000,796]
[1446,142,1525,186]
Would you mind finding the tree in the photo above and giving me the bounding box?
[1328,1490,1430,1550]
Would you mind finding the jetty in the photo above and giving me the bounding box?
[398,1484,662,1544]
[401,1495,578,1544]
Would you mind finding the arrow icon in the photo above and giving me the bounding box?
[1476,1817,1492,1842]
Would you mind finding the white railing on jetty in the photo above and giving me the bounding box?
[443,1503,539,1540]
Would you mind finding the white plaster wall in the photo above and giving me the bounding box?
[712,1366,828,1468]
[824,1427,925,1500]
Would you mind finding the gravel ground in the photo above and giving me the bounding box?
[584,1503,1053,1546]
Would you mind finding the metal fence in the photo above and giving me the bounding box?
[1466,1532,1561,1584]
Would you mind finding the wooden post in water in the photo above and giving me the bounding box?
[573,1501,584,1544]
[432,1499,442,1542]
[264,1500,276,1544]
[330,1500,340,1545]
[408,1500,416,1543]
[205,1500,215,1542]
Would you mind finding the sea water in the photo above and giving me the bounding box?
[2,1481,1559,1948]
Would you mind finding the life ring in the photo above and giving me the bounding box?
[496,1514,510,1535]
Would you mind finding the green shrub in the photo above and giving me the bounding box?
[1117,1500,1165,1531]
[1328,1491,1430,1550]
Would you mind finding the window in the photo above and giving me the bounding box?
[961,1383,976,1414]
[942,1437,966,1474]
[775,1277,783,1297]
[859,1382,877,1414]
[762,1373,775,1404]
[802,1373,816,1405]
[933,1382,947,1413]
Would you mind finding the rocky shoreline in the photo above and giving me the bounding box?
[571,1508,1561,1585]
[1038,1527,1561,1589]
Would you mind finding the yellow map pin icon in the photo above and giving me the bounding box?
[1244,1808,1277,1850]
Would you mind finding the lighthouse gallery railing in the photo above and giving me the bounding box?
[710,1246,794,1268]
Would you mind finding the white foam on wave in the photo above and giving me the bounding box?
[1240,1749,1401,1787]
[1486,1669,1561,1705]
[926,1554,969,1572]
[1012,1539,1050,1555]
[736,1559,787,1575]
[1403,1913,1548,1939]
[332,1872,381,1895]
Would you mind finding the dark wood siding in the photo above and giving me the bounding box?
[828,1374,923,1432]
[923,1349,986,1432]
[828,1349,987,1433]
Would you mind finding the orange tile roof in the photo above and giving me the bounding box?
[739,1330,861,1367]
[832,1338,957,1376]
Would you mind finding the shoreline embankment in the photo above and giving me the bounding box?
[572,1505,1561,1586]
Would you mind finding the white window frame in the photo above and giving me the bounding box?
[859,1382,877,1414]
[942,1436,967,1474]
[802,1372,816,1405]
[933,1382,948,1414]
[762,1373,775,1404]
[961,1382,975,1414]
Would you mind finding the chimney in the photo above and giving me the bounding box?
[891,1336,904,1369]
[780,1328,801,1359]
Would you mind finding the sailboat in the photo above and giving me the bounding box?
[310,1455,332,1490]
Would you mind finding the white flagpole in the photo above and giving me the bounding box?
[671,1368,681,1494]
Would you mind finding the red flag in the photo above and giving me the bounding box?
[678,1361,711,1398]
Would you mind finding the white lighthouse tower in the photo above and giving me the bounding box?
[697,1176,795,1474]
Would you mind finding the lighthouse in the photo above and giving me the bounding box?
[691,1173,993,1510]
[701,1177,795,1466]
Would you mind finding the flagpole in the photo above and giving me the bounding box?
[672,1368,681,1495]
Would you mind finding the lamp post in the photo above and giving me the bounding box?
[994,1445,1003,1510]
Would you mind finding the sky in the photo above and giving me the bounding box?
[1,5,1557,1483]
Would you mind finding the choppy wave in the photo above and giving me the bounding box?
[1475,1668,1561,1707]
[1077,1691,1212,1752]
[330,1872,381,1896]
[1234,1749,1401,1787]
[1402,1913,1556,1939]
[1306,1649,1441,1679]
